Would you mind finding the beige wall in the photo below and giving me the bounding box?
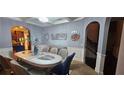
[116,23,124,74]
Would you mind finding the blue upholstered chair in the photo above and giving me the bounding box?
[50,53,75,75]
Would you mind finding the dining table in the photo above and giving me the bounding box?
[14,50,63,68]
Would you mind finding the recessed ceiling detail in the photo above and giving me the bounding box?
[8,17,84,27]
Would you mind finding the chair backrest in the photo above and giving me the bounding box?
[41,47,49,52]
[0,55,29,75]
[38,45,50,52]
[0,55,12,70]
[0,55,14,74]
[0,47,13,59]
[62,53,75,74]
[50,47,58,54]
[58,48,68,59]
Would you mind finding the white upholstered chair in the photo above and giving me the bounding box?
[49,47,58,54]
[42,47,49,52]
[58,48,68,59]
[38,45,50,52]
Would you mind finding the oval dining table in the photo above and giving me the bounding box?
[14,50,63,68]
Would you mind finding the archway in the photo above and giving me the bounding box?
[11,26,31,53]
[85,22,100,69]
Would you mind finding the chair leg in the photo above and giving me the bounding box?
[69,70,72,75]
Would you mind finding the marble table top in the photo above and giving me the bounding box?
[14,50,62,68]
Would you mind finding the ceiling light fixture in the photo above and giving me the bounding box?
[38,17,49,23]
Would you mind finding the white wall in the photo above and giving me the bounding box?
[0,17,108,64]
[67,47,84,62]
[0,18,44,48]
[116,23,124,74]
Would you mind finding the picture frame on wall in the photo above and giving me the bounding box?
[51,33,67,40]
[71,33,80,41]
[71,30,80,41]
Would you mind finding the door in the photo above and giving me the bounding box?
[85,22,100,69]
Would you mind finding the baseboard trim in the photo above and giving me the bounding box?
[95,52,106,74]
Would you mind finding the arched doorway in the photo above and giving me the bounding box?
[85,22,100,69]
[11,26,31,53]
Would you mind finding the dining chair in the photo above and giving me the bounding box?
[50,53,75,75]
[41,47,50,52]
[0,55,29,75]
[49,47,58,54]
[58,48,68,59]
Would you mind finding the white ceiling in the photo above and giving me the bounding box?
[8,17,84,27]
